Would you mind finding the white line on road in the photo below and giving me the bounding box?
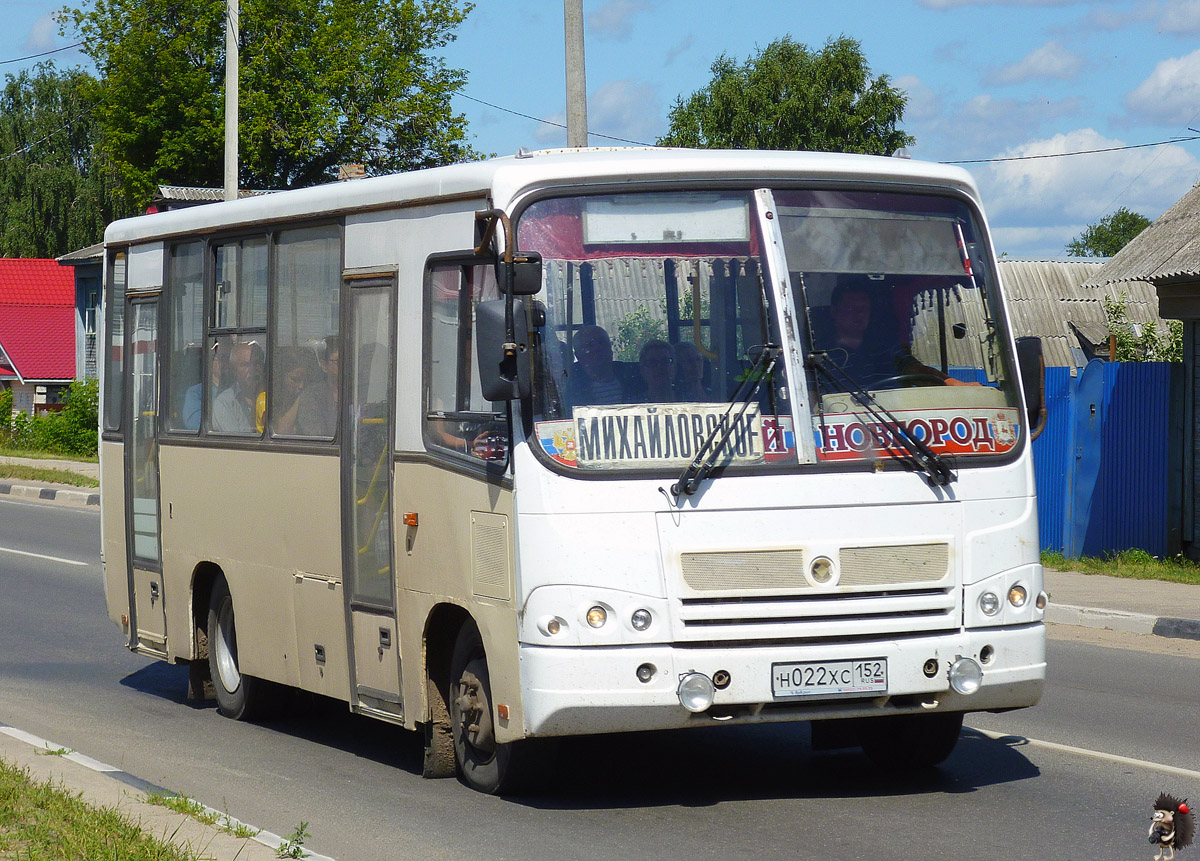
[0,545,89,567]
[974,728,1200,780]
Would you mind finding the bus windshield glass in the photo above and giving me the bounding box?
[777,189,1023,465]
[519,190,796,473]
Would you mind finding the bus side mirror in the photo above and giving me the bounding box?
[476,298,531,401]
[1016,336,1047,441]
[498,253,543,296]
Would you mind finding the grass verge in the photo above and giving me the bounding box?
[0,463,98,488]
[1042,548,1200,586]
[0,759,201,860]
[146,793,260,840]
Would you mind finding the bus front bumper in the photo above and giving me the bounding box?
[517,623,1045,738]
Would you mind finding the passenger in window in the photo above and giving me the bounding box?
[565,325,637,409]
[293,336,339,437]
[182,344,219,431]
[673,341,712,402]
[636,339,676,403]
[211,340,265,433]
[272,347,315,435]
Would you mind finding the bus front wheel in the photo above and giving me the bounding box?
[207,577,271,721]
[856,711,964,770]
[449,623,525,794]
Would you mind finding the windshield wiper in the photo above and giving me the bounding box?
[671,344,780,500]
[807,351,956,487]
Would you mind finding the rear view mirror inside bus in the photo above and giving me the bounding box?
[495,253,543,296]
[476,298,531,401]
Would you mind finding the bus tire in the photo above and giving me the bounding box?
[449,622,527,794]
[856,711,964,770]
[422,677,456,779]
[207,577,271,721]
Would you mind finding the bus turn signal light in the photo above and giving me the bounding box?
[403,512,418,526]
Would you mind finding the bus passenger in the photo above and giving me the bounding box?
[293,336,339,437]
[565,325,637,409]
[211,341,265,433]
[637,339,676,403]
[673,341,712,402]
[272,347,315,435]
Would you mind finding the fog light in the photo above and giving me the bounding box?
[586,606,607,628]
[1008,585,1028,607]
[948,657,983,695]
[631,609,652,631]
[979,591,1000,616]
[677,672,715,713]
[810,556,834,584]
[636,663,656,683]
[547,618,561,635]
[1036,591,1048,610]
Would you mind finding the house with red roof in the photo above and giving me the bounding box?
[0,259,78,416]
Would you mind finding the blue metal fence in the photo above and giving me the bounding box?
[1032,361,1174,558]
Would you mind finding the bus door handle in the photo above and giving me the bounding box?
[149,581,159,607]
[378,628,392,657]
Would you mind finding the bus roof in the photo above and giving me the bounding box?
[103,147,982,246]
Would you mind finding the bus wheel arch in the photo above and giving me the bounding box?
[421,603,469,779]
[187,562,222,701]
[205,573,274,721]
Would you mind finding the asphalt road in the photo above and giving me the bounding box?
[1,495,1195,860]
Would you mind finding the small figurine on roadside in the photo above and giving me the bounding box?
[1150,793,1195,860]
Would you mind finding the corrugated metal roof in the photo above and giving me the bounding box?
[1083,182,1200,285]
[0,259,76,381]
[997,259,1166,367]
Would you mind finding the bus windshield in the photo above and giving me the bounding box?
[778,189,1023,465]
[519,190,796,473]
[519,187,1022,475]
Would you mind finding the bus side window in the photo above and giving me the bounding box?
[425,262,507,461]
[166,241,204,432]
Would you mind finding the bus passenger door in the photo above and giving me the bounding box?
[124,297,167,656]
[341,273,402,721]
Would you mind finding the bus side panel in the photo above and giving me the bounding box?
[157,445,348,699]
[393,462,521,742]
[101,439,129,632]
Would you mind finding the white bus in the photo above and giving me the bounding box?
[101,148,1047,793]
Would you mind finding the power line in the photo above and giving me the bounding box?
[942,135,1200,165]
[0,43,84,67]
[451,90,652,146]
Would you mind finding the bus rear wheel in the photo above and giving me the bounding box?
[207,577,272,721]
[449,623,526,794]
[856,711,964,770]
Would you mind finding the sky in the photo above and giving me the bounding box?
[5,0,1200,259]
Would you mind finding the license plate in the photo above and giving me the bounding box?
[771,658,888,699]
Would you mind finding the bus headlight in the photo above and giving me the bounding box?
[948,657,983,695]
[979,592,1000,616]
[630,609,652,631]
[1008,585,1028,607]
[677,673,715,713]
[586,606,608,628]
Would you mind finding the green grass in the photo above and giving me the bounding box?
[0,463,98,488]
[146,793,260,840]
[0,759,202,860]
[1042,548,1200,586]
[0,448,97,464]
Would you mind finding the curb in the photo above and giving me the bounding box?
[1047,603,1200,641]
[0,482,99,507]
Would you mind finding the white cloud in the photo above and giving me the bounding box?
[533,112,567,146]
[977,128,1200,236]
[23,13,61,53]
[587,79,663,144]
[1159,0,1200,33]
[588,0,650,40]
[1126,49,1200,125]
[990,41,1082,85]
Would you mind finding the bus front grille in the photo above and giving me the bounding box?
[680,543,950,592]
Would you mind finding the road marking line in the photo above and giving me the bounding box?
[0,545,88,567]
[975,728,1200,779]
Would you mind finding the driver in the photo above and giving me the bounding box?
[821,281,974,388]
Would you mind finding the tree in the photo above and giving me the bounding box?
[67,0,481,203]
[1101,292,1182,363]
[657,36,915,155]
[1066,207,1151,258]
[0,64,134,257]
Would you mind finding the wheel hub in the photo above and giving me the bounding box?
[455,667,495,753]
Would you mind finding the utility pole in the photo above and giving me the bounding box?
[564,0,588,148]
[223,0,239,201]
